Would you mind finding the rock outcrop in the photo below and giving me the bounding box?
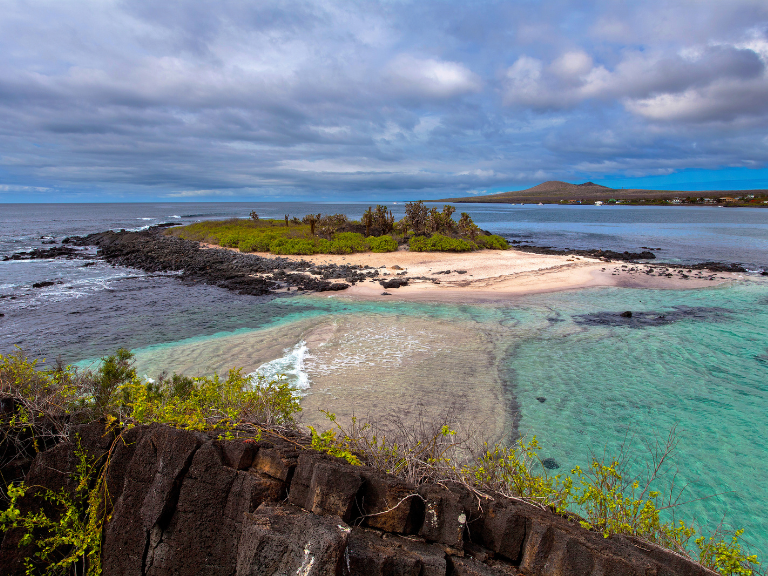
[1,422,717,575]
[63,227,379,295]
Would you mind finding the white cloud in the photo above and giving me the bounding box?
[550,51,593,82]
[386,55,482,99]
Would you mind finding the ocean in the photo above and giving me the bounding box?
[1,201,767,555]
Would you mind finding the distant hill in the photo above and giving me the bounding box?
[438,180,768,204]
[437,181,641,203]
[436,181,768,204]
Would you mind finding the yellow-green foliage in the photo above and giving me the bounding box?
[475,234,509,250]
[409,233,477,252]
[368,235,398,252]
[1,440,109,575]
[462,438,572,512]
[169,219,397,255]
[120,369,301,431]
[170,218,306,250]
[0,350,81,418]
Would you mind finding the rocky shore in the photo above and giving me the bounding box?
[64,226,382,295]
[0,421,717,576]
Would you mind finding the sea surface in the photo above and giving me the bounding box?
[1,202,767,555]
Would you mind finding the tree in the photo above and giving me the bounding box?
[404,201,428,234]
[302,213,320,236]
[363,207,373,237]
[249,210,259,222]
[458,212,479,240]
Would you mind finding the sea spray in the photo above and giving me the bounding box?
[249,341,312,394]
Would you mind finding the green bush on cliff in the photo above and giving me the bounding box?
[121,368,300,431]
[409,233,477,252]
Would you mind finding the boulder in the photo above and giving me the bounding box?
[342,527,446,576]
[288,451,363,522]
[236,503,350,576]
[359,468,422,534]
[102,425,203,576]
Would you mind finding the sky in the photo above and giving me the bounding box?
[1,0,768,202]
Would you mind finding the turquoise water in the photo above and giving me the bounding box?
[506,282,768,554]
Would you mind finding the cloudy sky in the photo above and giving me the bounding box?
[1,0,768,202]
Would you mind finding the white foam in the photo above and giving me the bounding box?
[249,341,312,394]
[169,215,181,219]
[138,217,156,221]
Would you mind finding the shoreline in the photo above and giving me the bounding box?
[13,225,758,304]
[234,247,749,303]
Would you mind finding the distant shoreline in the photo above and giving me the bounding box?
[436,179,768,206]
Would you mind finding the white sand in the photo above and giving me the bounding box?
[212,246,736,303]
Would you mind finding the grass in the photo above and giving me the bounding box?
[0,349,762,575]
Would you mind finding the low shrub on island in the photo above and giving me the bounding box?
[168,202,509,254]
[1,349,759,575]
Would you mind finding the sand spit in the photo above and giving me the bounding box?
[129,313,513,442]
[239,248,742,303]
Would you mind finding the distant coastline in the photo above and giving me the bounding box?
[437,179,768,206]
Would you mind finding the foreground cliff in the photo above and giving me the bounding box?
[1,422,716,576]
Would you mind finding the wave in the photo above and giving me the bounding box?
[137,218,156,221]
[249,341,312,394]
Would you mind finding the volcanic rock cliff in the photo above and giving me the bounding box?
[0,421,717,576]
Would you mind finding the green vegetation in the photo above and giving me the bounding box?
[169,204,508,255]
[4,350,757,574]
[2,442,107,575]
[366,234,398,252]
[0,348,301,575]
[409,233,477,252]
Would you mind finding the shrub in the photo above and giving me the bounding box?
[409,233,477,252]
[238,234,277,253]
[121,368,301,431]
[328,232,369,254]
[217,232,242,248]
[368,235,398,252]
[476,234,509,250]
[269,238,322,255]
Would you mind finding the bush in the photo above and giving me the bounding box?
[238,234,276,253]
[328,232,369,254]
[476,234,509,250]
[368,235,398,252]
[121,368,301,430]
[269,238,323,255]
[409,233,477,252]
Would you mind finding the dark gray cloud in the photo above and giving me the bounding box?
[0,0,767,201]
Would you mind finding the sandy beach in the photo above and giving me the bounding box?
[216,246,741,302]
